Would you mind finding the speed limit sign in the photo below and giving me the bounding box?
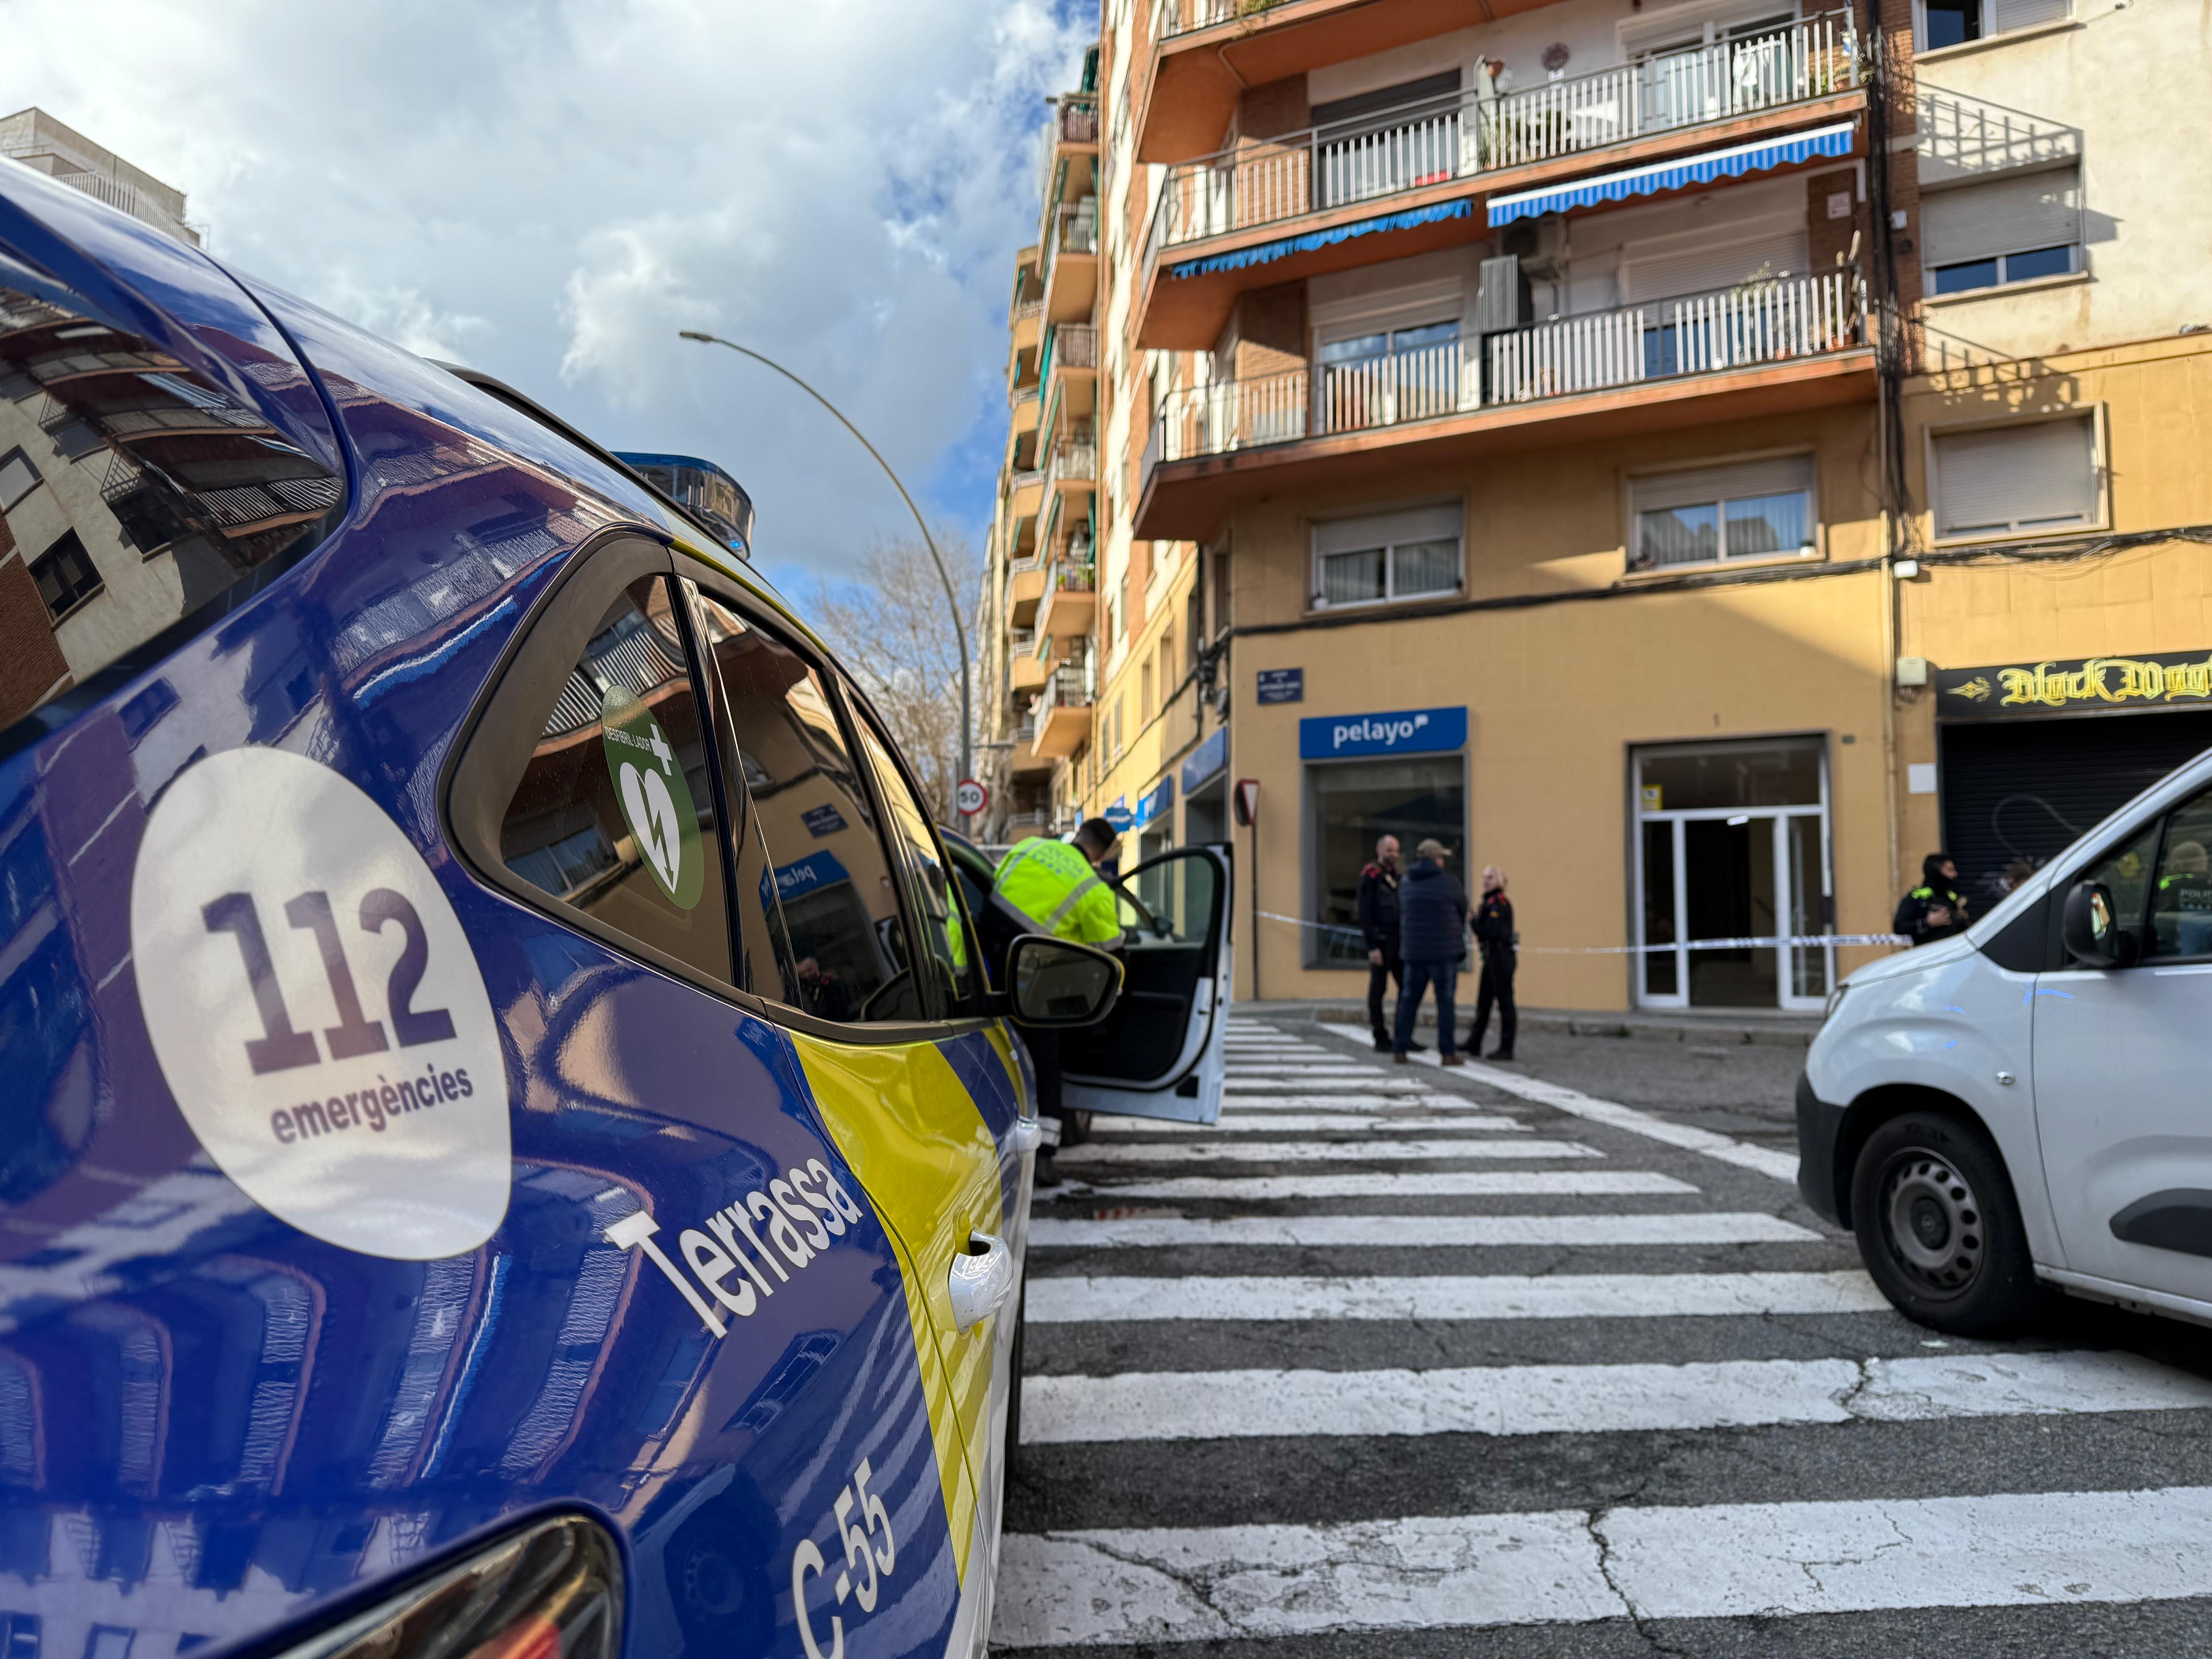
[954,778,988,817]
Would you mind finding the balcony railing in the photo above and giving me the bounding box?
[1010,383,1040,413]
[1046,441,1097,489]
[1008,628,1037,657]
[1011,296,1044,325]
[1036,665,1096,713]
[1150,13,1856,252]
[1154,0,1243,42]
[1010,467,1045,498]
[1058,97,1100,145]
[1144,268,1865,468]
[1052,200,1098,257]
[1043,558,1097,605]
[1049,323,1098,372]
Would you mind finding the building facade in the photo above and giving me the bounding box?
[978,0,2208,1014]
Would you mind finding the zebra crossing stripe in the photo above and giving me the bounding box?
[1317,1021,1799,1181]
[1214,1092,1457,1109]
[1224,1078,1441,1093]
[1021,1348,2212,1444]
[1025,1269,1888,1323]
[1026,1211,1816,1248]
[1088,1113,1526,1135]
[1054,1139,1600,1166]
[1067,1171,1697,1200]
[990,1486,2212,1646]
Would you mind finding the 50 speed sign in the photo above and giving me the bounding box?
[954,778,988,817]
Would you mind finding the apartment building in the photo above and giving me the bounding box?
[1,108,201,247]
[979,0,2209,1014]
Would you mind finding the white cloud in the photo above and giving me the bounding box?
[0,0,1087,579]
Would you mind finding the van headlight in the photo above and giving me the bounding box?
[1823,982,1850,1022]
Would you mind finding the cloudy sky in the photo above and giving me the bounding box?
[2,0,1089,595]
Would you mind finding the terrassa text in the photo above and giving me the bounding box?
[607,1158,865,1338]
[271,1065,476,1144]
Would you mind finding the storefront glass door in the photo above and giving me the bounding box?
[1307,756,1467,967]
[1633,740,1830,1011]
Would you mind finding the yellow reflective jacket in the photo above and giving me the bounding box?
[993,836,1122,945]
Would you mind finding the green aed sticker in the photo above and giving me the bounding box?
[602,686,703,909]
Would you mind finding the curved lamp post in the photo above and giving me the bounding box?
[678,330,972,799]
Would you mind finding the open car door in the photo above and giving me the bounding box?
[1060,845,1232,1124]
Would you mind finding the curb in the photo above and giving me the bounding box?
[1237,999,1821,1049]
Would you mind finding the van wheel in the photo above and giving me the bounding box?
[1850,1111,2040,1336]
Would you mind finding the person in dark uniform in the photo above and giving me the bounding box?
[1356,834,1422,1053]
[1466,864,1518,1061]
[1895,853,1970,947]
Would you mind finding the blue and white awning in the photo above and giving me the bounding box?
[1166,199,1472,280]
[1485,122,1856,226]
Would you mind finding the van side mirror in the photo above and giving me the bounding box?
[2062,880,2137,968]
[1005,934,1122,1027]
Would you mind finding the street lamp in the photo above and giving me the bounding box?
[677,330,973,798]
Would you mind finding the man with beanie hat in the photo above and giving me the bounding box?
[1393,838,1470,1066]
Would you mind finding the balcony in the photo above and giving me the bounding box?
[1140,0,1498,164]
[1041,200,1099,326]
[1138,13,1860,350]
[1044,437,1097,498]
[1008,466,1045,525]
[1137,269,1872,539]
[1056,95,1100,149]
[1041,323,1098,424]
[1009,382,1040,441]
[1006,556,1048,626]
[1009,649,1049,697]
[1031,666,1096,760]
[1036,558,1098,641]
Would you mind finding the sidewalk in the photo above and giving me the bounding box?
[1239,998,1822,1049]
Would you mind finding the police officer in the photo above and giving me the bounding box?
[1356,834,1418,1053]
[992,816,1125,1187]
[1895,852,1970,947]
[1466,864,1518,1061]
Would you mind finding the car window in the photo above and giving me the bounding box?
[1119,853,1217,947]
[2148,788,2212,960]
[855,717,979,1015]
[499,573,731,983]
[2079,819,2159,948]
[686,591,923,1024]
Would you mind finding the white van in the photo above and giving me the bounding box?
[1800,746,2212,1336]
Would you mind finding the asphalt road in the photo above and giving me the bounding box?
[991,1011,2212,1655]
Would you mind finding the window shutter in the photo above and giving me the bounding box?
[1631,456,1814,515]
[1935,417,2096,537]
[1921,166,2081,266]
[1993,0,2071,31]
[1314,502,1463,557]
[1622,228,1809,303]
[1473,254,1527,336]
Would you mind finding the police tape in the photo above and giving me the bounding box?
[1254,910,1907,954]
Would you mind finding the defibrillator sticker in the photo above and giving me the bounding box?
[129,747,509,1260]
[602,685,702,909]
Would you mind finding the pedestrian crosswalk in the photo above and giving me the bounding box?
[995,1011,2212,1649]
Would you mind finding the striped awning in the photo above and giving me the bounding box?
[1485,122,1857,226]
[1166,199,1473,280]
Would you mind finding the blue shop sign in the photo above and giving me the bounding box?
[801,803,848,838]
[761,850,852,909]
[1299,705,1468,760]
[1103,797,1134,831]
[1181,726,1227,793]
[1132,775,1175,830]
[1256,667,1304,704]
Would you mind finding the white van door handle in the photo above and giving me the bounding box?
[947,1232,1014,1332]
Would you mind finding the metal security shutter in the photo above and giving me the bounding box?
[1934,416,2096,537]
[1941,710,2212,908]
[1631,455,1814,513]
[1994,0,2072,31]
[1921,165,2081,265]
[1622,228,1810,303]
[1314,502,1463,556]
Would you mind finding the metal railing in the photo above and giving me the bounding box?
[1036,665,1096,712]
[1051,323,1098,370]
[1011,296,1043,325]
[1058,98,1100,145]
[1154,0,1246,41]
[1150,13,1856,252]
[1142,269,1864,469]
[1009,383,1040,414]
[1045,440,1097,491]
[1010,466,1046,498]
[1052,200,1098,256]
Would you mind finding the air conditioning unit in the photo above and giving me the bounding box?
[1498,213,1566,276]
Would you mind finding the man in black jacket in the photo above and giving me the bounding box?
[1356,834,1420,1053]
[1466,865,1517,1061]
[1895,852,1970,946]
[1394,839,1470,1066]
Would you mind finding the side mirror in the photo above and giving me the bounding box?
[1005,934,1122,1027]
[2062,880,2137,968]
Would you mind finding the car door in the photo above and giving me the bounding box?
[1060,845,1233,1124]
[448,537,971,1659]
[2034,781,2212,1305]
[677,570,1021,1631]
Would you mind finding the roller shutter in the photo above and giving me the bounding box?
[1921,165,2081,266]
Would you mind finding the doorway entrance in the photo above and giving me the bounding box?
[1633,738,1830,1011]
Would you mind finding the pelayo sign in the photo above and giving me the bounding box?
[1936,650,2212,721]
[1300,705,1467,760]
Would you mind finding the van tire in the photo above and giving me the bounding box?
[1850,1111,2040,1336]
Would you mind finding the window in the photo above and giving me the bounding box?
[31,531,103,620]
[1933,416,2097,539]
[1318,319,1462,429]
[2147,789,2212,961]
[499,574,732,984]
[1923,167,2080,296]
[2079,820,2159,954]
[1313,502,1462,609]
[1309,757,1465,966]
[1629,457,1815,570]
[685,592,922,1024]
[856,719,979,1013]
[0,448,38,512]
[1922,0,2070,51]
